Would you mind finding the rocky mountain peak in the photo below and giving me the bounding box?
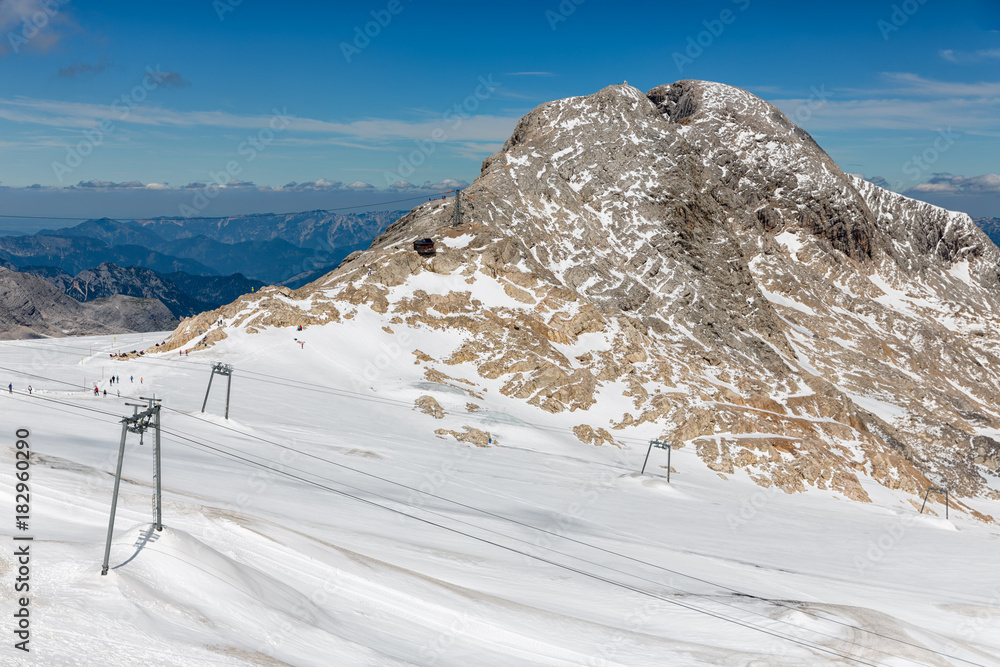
[161,80,1000,519]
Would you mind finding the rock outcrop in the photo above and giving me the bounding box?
[0,267,176,339]
[160,80,1000,519]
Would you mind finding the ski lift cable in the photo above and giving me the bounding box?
[0,369,983,666]
[9,374,878,664]
[159,426,890,667]
[159,422,929,666]
[0,340,658,448]
[163,408,988,667]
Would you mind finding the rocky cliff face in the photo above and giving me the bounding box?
[161,80,1000,519]
[0,267,176,339]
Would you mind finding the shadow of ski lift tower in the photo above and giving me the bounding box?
[641,437,672,482]
[919,484,949,519]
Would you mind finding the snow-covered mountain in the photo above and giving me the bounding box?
[9,80,998,666]
[166,80,1000,512]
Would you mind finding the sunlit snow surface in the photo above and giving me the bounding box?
[0,330,998,666]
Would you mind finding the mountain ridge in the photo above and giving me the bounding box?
[28,262,265,318]
[16,209,406,283]
[159,80,1000,517]
[0,266,176,339]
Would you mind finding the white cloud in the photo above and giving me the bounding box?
[0,177,473,195]
[770,73,1000,133]
[0,0,74,55]
[72,179,145,189]
[879,72,1000,98]
[423,178,468,190]
[0,97,520,143]
[939,48,1000,64]
[273,179,345,191]
[908,173,1000,195]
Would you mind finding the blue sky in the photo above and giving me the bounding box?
[0,0,998,226]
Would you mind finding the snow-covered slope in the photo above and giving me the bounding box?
[1,331,999,665]
[166,80,1000,510]
[7,79,999,664]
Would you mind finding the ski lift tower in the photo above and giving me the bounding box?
[102,396,162,575]
[201,362,234,419]
[641,437,672,482]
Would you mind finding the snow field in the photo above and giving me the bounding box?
[0,328,998,665]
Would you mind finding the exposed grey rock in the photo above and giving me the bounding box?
[165,80,1000,512]
[0,267,175,339]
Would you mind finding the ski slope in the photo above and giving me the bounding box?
[0,327,998,666]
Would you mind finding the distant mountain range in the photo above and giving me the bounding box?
[0,233,215,276]
[0,267,176,339]
[27,263,264,319]
[0,209,403,337]
[975,217,1000,248]
[20,209,403,285]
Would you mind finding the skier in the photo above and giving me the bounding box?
[103,389,107,396]
[94,386,99,396]
[7,383,11,394]
[27,386,31,395]
[117,390,120,398]
[130,375,134,383]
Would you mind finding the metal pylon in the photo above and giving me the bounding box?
[102,396,162,576]
[201,362,234,419]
